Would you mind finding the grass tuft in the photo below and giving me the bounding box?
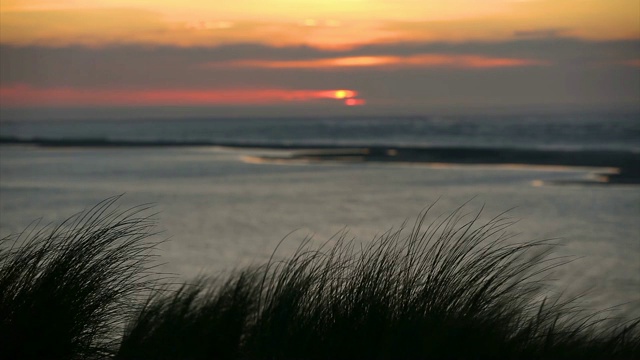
[0,196,162,359]
[117,203,639,359]
[2,199,638,359]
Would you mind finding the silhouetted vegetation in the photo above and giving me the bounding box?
[0,197,161,359]
[1,198,638,359]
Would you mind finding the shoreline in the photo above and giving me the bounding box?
[2,136,638,184]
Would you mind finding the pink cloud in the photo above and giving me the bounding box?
[0,84,360,107]
[205,54,549,70]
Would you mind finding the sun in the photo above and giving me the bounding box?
[335,90,347,99]
[334,89,355,99]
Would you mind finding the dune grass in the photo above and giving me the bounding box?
[0,196,162,359]
[2,199,638,359]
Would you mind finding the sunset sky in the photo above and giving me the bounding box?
[1,0,638,116]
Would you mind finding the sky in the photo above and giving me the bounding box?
[0,0,639,117]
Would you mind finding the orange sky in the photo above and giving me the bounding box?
[1,0,639,48]
[0,1,638,112]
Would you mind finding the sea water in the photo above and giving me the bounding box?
[1,112,639,317]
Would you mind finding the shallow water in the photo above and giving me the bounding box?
[1,144,638,319]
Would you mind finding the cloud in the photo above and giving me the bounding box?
[207,54,549,70]
[2,38,634,83]
[621,59,640,67]
[0,84,360,107]
[1,38,638,111]
[513,28,569,39]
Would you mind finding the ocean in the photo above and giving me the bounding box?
[1,111,639,317]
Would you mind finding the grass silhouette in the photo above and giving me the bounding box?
[2,198,638,359]
[0,196,162,359]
